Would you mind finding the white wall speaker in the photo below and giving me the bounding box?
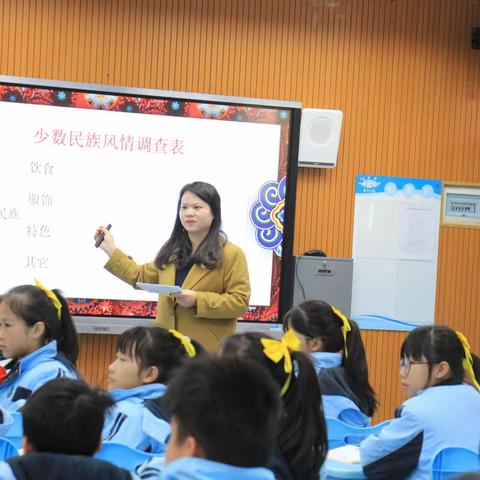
[298,109,343,168]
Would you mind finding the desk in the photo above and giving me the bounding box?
[325,459,366,480]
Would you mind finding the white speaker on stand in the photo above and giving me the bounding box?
[298,109,343,168]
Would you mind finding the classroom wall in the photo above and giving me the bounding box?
[1,0,479,421]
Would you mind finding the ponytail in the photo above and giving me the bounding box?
[343,320,377,416]
[471,353,480,388]
[285,300,378,417]
[51,289,79,365]
[220,332,327,480]
[279,350,328,480]
[455,331,480,392]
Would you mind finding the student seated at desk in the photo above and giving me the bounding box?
[360,325,480,480]
[103,326,202,453]
[284,300,377,426]
[0,282,79,411]
[136,355,280,480]
[220,330,328,480]
[0,378,132,480]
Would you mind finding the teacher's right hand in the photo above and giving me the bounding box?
[94,226,116,257]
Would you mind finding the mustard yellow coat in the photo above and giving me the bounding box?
[104,242,251,352]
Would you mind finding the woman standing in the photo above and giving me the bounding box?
[95,181,250,352]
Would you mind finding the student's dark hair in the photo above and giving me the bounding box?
[220,332,327,480]
[284,300,377,417]
[164,355,279,468]
[154,181,225,270]
[22,378,114,456]
[117,326,204,383]
[401,325,480,386]
[472,353,480,383]
[2,285,79,365]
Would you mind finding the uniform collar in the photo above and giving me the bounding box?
[110,383,167,401]
[166,457,275,480]
[310,351,343,373]
[17,341,58,375]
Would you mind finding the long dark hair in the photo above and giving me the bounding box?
[117,326,204,384]
[401,325,479,387]
[1,285,79,365]
[154,181,225,270]
[284,300,377,417]
[220,332,327,480]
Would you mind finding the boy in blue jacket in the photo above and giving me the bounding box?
[136,355,280,480]
[0,378,132,480]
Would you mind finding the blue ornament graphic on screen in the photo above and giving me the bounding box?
[384,181,397,196]
[421,184,434,198]
[403,183,415,198]
[250,177,286,257]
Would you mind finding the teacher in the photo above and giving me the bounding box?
[94,181,251,352]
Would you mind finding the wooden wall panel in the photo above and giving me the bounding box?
[1,0,479,421]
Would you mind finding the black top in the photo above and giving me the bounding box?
[175,257,195,287]
[7,453,132,480]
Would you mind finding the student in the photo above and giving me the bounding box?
[0,378,132,480]
[360,325,480,480]
[0,281,80,410]
[137,355,280,480]
[103,326,201,452]
[95,181,251,352]
[284,300,377,426]
[220,330,328,480]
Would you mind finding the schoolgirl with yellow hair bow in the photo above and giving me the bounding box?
[219,331,328,480]
[103,326,203,453]
[361,325,480,479]
[284,300,377,427]
[0,282,79,411]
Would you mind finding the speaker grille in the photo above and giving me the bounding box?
[309,117,334,146]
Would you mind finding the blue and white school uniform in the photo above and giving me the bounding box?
[311,352,370,427]
[0,341,79,411]
[103,384,170,453]
[360,383,480,480]
[136,456,276,480]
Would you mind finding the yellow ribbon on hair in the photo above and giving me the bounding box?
[456,330,480,392]
[34,279,61,319]
[169,329,196,358]
[332,306,351,358]
[261,329,301,397]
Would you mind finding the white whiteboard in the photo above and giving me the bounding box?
[351,175,442,330]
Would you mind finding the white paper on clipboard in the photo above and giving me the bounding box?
[136,283,182,294]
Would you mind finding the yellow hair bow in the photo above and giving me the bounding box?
[169,329,196,358]
[261,329,301,396]
[456,330,480,392]
[34,279,61,319]
[332,306,351,358]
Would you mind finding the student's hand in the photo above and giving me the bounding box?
[94,226,116,257]
[172,289,197,308]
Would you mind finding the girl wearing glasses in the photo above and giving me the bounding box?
[283,300,377,427]
[360,325,480,480]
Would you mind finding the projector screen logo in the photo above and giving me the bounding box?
[250,177,286,257]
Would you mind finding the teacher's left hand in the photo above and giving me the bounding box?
[172,289,197,308]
